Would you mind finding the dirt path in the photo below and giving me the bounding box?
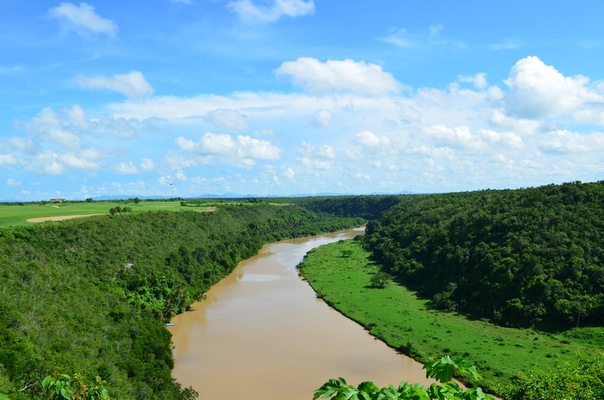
[27,214,106,223]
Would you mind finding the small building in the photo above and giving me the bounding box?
[49,198,65,203]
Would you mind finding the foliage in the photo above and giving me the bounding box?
[0,204,362,399]
[108,206,132,215]
[503,352,604,400]
[313,356,494,400]
[366,181,604,329]
[42,373,110,400]
[368,271,390,288]
[294,195,402,220]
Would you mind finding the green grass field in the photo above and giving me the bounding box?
[0,200,220,228]
[297,238,604,396]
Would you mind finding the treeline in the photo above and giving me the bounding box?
[366,181,604,329]
[293,195,402,220]
[0,204,362,399]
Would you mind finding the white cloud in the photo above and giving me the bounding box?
[76,71,154,98]
[488,38,523,50]
[355,130,391,148]
[141,158,155,171]
[49,2,118,38]
[312,110,332,128]
[18,107,82,149]
[61,152,100,170]
[382,28,417,48]
[505,56,604,119]
[429,24,443,36]
[276,58,403,95]
[0,154,18,166]
[6,178,21,187]
[227,0,315,23]
[176,132,281,167]
[283,167,295,180]
[540,129,604,154]
[297,142,336,171]
[31,152,64,176]
[458,73,488,89]
[115,161,138,174]
[204,109,249,130]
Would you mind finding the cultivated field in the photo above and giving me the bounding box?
[0,200,220,228]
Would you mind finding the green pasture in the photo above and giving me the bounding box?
[297,238,604,396]
[0,200,221,228]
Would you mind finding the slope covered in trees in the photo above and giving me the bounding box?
[0,204,362,399]
[366,181,604,329]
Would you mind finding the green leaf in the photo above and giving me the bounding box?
[357,381,379,395]
[42,375,54,388]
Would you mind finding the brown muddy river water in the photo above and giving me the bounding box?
[168,228,432,400]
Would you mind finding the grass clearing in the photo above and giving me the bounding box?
[297,237,603,396]
[0,200,222,228]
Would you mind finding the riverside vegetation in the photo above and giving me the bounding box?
[0,202,362,399]
[1,182,604,399]
[299,181,604,398]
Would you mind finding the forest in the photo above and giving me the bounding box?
[365,181,604,329]
[0,204,362,399]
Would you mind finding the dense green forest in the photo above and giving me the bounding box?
[365,181,604,329]
[292,195,402,220]
[0,204,362,399]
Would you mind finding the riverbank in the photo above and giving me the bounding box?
[168,228,433,400]
[297,237,603,396]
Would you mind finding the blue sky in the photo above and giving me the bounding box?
[2,1,604,201]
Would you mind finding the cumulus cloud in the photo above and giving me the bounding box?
[505,56,604,119]
[540,129,604,154]
[423,124,524,150]
[355,130,391,148]
[18,107,82,150]
[276,57,403,95]
[61,152,101,170]
[141,158,155,171]
[115,161,138,174]
[176,132,281,167]
[458,73,488,89]
[227,0,315,23]
[204,109,249,130]
[76,71,154,98]
[49,2,118,38]
[297,142,336,170]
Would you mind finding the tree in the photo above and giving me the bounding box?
[369,271,390,289]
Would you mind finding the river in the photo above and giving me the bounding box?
[168,228,432,399]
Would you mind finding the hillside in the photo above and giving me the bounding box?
[366,181,604,329]
[0,204,362,399]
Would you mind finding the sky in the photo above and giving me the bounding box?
[1,1,604,201]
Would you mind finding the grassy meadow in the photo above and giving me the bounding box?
[297,237,604,395]
[0,199,221,228]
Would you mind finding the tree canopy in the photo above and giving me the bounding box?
[366,181,604,329]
